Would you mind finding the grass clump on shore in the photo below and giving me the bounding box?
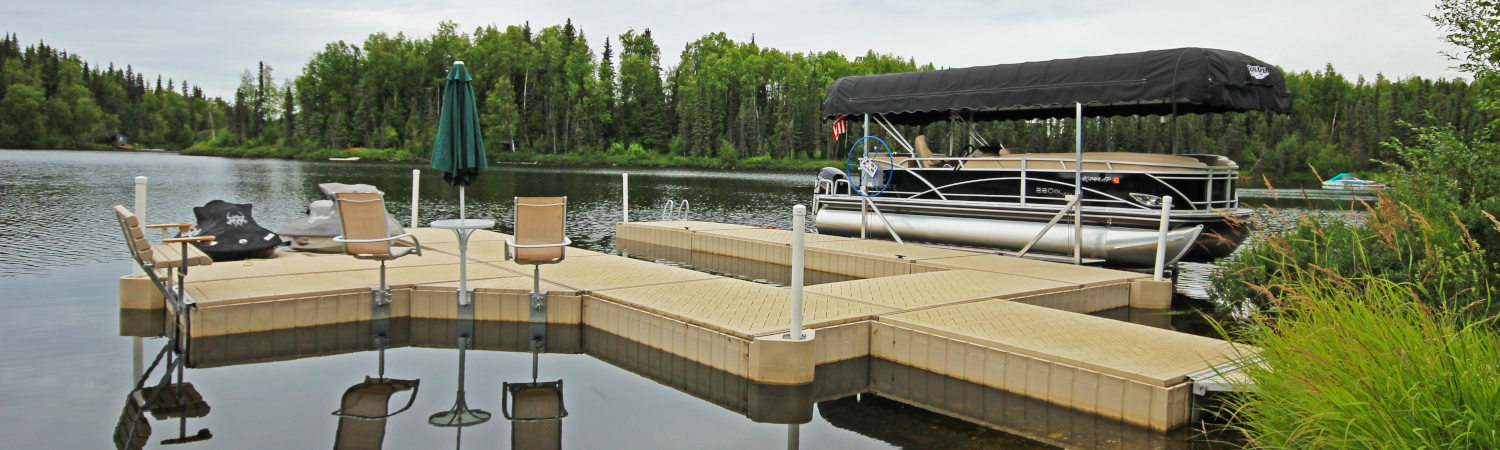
[1210,64,1500,444]
[1230,273,1499,448]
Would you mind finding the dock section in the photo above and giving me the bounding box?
[122,221,1254,431]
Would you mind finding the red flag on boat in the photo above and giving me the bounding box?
[832,114,847,139]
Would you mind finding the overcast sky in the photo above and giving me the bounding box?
[3,0,1462,99]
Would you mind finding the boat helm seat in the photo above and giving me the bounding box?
[913,135,937,168]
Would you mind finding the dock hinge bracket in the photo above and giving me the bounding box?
[529,291,548,323]
[370,287,392,343]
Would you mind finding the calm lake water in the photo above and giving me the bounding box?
[0,149,1343,448]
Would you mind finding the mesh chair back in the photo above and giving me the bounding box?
[335,192,393,258]
[514,197,566,264]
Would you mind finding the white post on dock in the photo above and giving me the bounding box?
[789,204,807,340]
[133,176,148,277]
[1073,102,1083,265]
[1153,196,1174,281]
[411,169,421,228]
[132,176,147,383]
[621,173,630,222]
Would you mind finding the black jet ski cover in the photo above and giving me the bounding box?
[184,200,281,261]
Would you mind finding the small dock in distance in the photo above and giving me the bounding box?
[121,221,1257,432]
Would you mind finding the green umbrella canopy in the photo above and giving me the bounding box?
[431,61,487,187]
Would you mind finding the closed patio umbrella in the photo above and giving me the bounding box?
[430,61,487,219]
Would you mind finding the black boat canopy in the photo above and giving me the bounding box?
[823,48,1292,125]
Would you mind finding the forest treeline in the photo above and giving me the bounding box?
[0,24,1493,177]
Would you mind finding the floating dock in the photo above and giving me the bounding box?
[120,221,1256,432]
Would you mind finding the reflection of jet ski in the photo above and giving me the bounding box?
[184,200,280,261]
[277,183,404,253]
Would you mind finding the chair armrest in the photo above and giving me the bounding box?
[333,233,424,256]
[504,237,572,261]
[147,222,194,240]
[164,236,215,244]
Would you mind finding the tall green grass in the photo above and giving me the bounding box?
[1229,273,1500,448]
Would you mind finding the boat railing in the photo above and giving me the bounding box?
[867,154,1240,211]
[856,194,904,245]
[881,154,1234,172]
[817,178,852,196]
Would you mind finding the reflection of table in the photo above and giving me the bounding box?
[430,218,495,306]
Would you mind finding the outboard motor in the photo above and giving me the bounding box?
[815,167,847,194]
[183,200,281,261]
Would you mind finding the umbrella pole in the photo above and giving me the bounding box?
[459,186,465,220]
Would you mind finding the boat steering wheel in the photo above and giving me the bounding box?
[844,136,894,197]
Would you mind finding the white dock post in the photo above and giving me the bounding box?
[1154,196,1174,281]
[790,204,806,340]
[622,173,630,222]
[411,169,420,228]
[132,176,147,382]
[133,176,148,277]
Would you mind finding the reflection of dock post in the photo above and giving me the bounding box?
[750,205,817,385]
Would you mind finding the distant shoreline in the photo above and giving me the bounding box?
[174,145,840,172]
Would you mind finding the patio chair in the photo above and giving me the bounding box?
[332,192,423,305]
[114,205,215,310]
[504,197,572,310]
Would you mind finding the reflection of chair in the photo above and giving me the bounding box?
[503,337,567,450]
[333,192,423,304]
[505,197,572,306]
[332,376,420,449]
[502,380,567,450]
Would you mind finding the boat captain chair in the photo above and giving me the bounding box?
[333,192,423,305]
[505,197,572,311]
[913,135,938,168]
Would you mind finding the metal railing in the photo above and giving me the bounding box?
[1017,194,1082,261]
[660,199,690,221]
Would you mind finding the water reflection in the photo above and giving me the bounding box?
[114,317,212,448]
[112,302,1247,449]
[499,325,567,450]
[331,344,420,449]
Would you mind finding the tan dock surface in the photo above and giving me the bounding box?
[881,299,1249,387]
[806,269,1073,311]
[593,278,892,339]
[127,221,1254,432]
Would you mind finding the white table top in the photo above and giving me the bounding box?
[429,218,495,230]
